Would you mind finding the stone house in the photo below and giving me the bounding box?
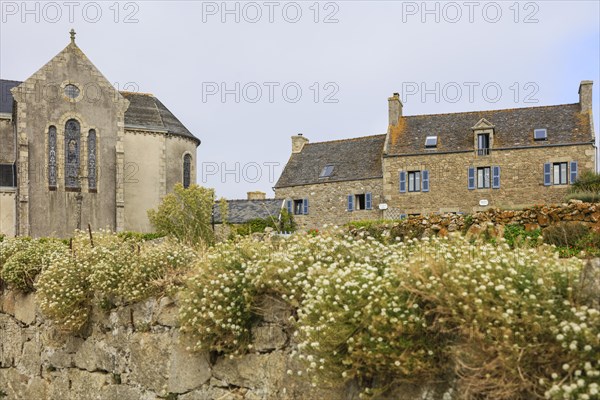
[211,191,285,238]
[0,31,199,237]
[275,81,596,229]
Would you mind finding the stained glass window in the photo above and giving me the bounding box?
[88,129,97,191]
[183,154,192,189]
[65,119,80,189]
[48,126,57,188]
[64,84,80,99]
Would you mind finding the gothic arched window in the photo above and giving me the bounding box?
[64,119,81,189]
[183,154,192,189]
[88,129,97,191]
[48,126,57,188]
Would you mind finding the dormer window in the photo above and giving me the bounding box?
[534,129,547,141]
[472,118,494,157]
[319,164,334,178]
[425,136,438,148]
[477,133,490,156]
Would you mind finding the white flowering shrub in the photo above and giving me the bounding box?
[36,230,197,332]
[0,238,68,292]
[179,231,600,399]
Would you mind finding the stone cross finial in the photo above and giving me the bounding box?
[70,29,76,44]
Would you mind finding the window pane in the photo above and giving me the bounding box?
[561,163,567,184]
[415,171,420,191]
[477,168,483,188]
[554,164,560,185]
[408,173,414,192]
[484,167,490,188]
[65,119,81,189]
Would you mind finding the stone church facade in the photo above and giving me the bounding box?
[0,32,199,237]
[275,81,596,229]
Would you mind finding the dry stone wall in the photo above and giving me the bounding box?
[367,200,600,239]
[0,292,450,400]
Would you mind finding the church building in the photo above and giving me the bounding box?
[0,31,200,237]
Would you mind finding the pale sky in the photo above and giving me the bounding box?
[1,1,599,199]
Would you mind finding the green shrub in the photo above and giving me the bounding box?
[503,224,542,248]
[0,239,68,292]
[570,171,600,194]
[148,183,215,245]
[543,222,590,248]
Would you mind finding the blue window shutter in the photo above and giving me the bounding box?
[570,161,578,184]
[544,163,551,186]
[399,171,406,193]
[303,198,309,215]
[365,192,372,210]
[468,167,475,190]
[422,170,429,192]
[492,166,500,189]
[347,194,354,212]
[286,200,292,214]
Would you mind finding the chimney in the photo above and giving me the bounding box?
[247,191,266,200]
[388,93,402,127]
[291,133,309,153]
[579,81,593,113]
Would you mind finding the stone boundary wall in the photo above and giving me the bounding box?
[374,200,600,238]
[0,292,449,400]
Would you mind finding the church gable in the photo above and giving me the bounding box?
[11,30,129,116]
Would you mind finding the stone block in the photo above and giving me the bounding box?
[168,332,211,393]
[14,292,36,325]
[252,324,287,352]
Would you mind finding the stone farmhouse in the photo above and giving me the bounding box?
[0,32,199,237]
[274,82,596,229]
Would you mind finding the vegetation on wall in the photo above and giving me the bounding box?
[178,230,600,399]
[2,215,600,399]
[0,230,198,332]
[148,183,215,245]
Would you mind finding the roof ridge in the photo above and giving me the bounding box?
[404,103,579,119]
[304,133,386,146]
[0,79,23,84]
[120,91,154,97]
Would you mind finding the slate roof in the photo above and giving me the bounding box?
[212,199,285,224]
[120,92,199,144]
[387,103,593,155]
[275,134,386,188]
[0,80,199,144]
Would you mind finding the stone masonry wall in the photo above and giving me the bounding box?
[362,200,600,239]
[275,178,384,230]
[0,291,450,400]
[383,144,595,216]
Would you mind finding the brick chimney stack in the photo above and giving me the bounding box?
[388,93,403,127]
[291,133,309,153]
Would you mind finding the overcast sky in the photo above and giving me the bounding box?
[1,1,599,199]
